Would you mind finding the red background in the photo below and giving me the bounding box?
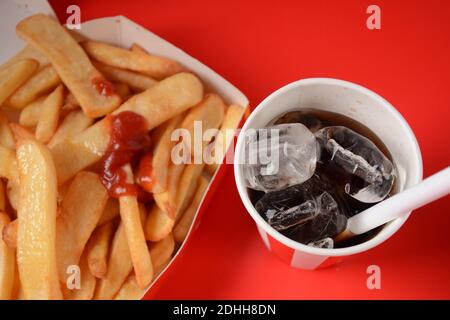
[50,0,450,299]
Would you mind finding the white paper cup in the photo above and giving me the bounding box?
[234,78,423,269]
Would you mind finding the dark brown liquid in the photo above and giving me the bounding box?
[249,109,395,248]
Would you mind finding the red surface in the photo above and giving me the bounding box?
[50,0,450,299]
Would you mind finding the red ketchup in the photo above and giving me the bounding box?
[100,111,152,200]
[91,76,116,97]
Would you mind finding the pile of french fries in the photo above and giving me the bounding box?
[0,14,245,300]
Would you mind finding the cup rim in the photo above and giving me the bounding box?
[234,77,423,257]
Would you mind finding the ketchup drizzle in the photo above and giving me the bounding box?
[100,111,151,199]
[91,76,116,97]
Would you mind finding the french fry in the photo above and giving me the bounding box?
[61,92,80,113]
[6,65,60,109]
[149,233,175,276]
[139,114,184,194]
[0,212,15,299]
[87,221,114,279]
[9,129,33,228]
[50,120,109,185]
[6,180,20,212]
[16,286,26,300]
[94,62,157,92]
[179,93,225,161]
[130,43,148,54]
[9,123,35,141]
[56,171,108,282]
[2,219,17,248]
[57,180,72,206]
[114,72,203,125]
[2,139,21,212]
[0,145,18,182]
[153,163,183,218]
[35,85,63,143]
[145,204,175,242]
[152,114,183,193]
[98,198,120,226]
[0,45,49,73]
[11,265,20,300]
[83,40,183,80]
[119,164,153,289]
[0,181,5,212]
[16,138,62,299]
[0,144,20,212]
[154,94,224,216]
[18,96,46,127]
[94,223,132,300]
[0,111,16,150]
[47,110,93,148]
[206,103,245,175]
[155,258,171,279]
[114,82,131,100]
[51,72,203,185]
[16,14,122,117]
[174,163,205,219]
[0,59,38,105]
[113,274,145,300]
[62,251,96,300]
[174,176,209,243]
[0,108,21,130]
[7,127,31,209]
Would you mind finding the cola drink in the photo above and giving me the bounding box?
[246,109,397,248]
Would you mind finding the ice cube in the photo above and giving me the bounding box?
[308,237,334,249]
[263,201,317,231]
[315,126,395,203]
[310,191,348,239]
[242,123,317,192]
[273,111,324,133]
[255,177,348,243]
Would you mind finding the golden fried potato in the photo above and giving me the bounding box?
[35,85,63,143]
[0,59,38,106]
[17,14,122,117]
[0,45,49,73]
[149,233,175,276]
[0,111,15,149]
[0,212,15,299]
[47,109,93,148]
[130,43,148,54]
[61,251,96,300]
[16,138,62,299]
[113,274,145,300]
[2,218,17,249]
[95,62,157,92]
[154,94,224,217]
[18,96,46,127]
[86,221,114,279]
[145,204,175,242]
[6,65,60,109]
[119,165,153,289]
[83,40,183,80]
[206,103,245,174]
[174,176,209,243]
[56,171,108,282]
[94,222,132,300]
[98,198,120,226]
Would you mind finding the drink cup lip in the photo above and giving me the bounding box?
[234,77,423,257]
